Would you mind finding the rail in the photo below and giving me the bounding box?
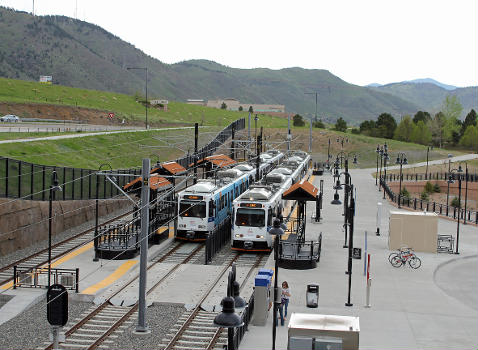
[380,178,478,224]
[13,266,79,292]
[205,216,231,264]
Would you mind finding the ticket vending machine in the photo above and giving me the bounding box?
[252,269,273,326]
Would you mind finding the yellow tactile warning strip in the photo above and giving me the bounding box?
[0,241,94,290]
[81,260,137,295]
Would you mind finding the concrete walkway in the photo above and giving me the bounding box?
[240,157,478,350]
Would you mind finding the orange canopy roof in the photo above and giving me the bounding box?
[205,154,237,168]
[123,175,172,191]
[282,180,318,201]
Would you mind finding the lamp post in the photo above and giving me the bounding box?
[377,143,388,193]
[336,137,348,167]
[327,138,331,170]
[382,145,389,200]
[331,171,355,306]
[395,153,408,209]
[126,67,148,129]
[94,164,113,261]
[213,269,244,350]
[375,145,380,186]
[446,158,452,216]
[464,164,469,225]
[448,165,464,254]
[425,146,430,180]
[48,171,62,287]
[269,218,285,350]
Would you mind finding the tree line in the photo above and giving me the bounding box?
[355,96,477,150]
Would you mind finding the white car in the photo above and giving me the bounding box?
[0,114,20,122]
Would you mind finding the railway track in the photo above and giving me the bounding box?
[38,240,266,350]
[39,241,203,350]
[0,210,133,288]
[161,253,266,350]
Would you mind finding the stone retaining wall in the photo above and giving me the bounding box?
[0,198,130,256]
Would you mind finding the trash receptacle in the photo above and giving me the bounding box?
[306,284,319,308]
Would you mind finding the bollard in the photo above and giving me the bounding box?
[365,278,372,308]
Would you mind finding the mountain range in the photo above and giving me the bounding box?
[0,7,476,124]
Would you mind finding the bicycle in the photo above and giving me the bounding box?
[388,247,421,269]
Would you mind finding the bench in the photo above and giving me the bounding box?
[437,234,454,253]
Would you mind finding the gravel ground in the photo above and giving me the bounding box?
[108,303,186,350]
[0,298,93,350]
[0,207,131,268]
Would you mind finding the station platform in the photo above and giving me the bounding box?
[1,155,477,349]
[239,163,478,350]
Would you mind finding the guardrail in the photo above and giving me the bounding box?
[205,216,231,265]
[13,266,79,292]
[384,172,478,183]
[380,178,478,224]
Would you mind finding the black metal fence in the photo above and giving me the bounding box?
[205,216,231,265]
[13,266,79,292]
[380,178,478,224]
[0,118,245,201]
[384,172,478,183]
[232,293,255,350]
[0,158,139,201]
[96,200,175,258]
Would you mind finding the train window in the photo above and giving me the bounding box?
[235,208,265,227]
[179,201,206,218]
[267,208,273,226]
[209,200,215,216]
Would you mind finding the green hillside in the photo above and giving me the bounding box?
[0,7,422,124]
[369,82,477,116]
[0,77,288,128]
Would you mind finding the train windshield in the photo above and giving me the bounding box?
[235,208,265,227]
[179,201,206,218]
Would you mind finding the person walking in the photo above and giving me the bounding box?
[277,281,291,326]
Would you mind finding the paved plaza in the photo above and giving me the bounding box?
[240,157,478,350]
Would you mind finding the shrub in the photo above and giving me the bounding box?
[420,191,429,201]
[424,181,434,193]
[451,197,460,208]
[400,187,410,199]
[433,183,441,193]
[351,128,360,134]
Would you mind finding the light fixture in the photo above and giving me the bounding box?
[331,192,342,205]
[232,281,247,309]
[334,180,343,190]
[213,296,243,328]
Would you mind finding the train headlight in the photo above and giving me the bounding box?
[256,235,264,239]
[235,234,241,238]
[178,224,186,228]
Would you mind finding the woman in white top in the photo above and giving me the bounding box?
[277,281,291,326]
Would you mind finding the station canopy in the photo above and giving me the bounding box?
[123,175,172,191]
[151,161,187,176]
[193,154,237,168]
[282,179,318,201]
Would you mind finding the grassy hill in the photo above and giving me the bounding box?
[369,82,477,116]
[0,77,288,128]
[0,7,424,124]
